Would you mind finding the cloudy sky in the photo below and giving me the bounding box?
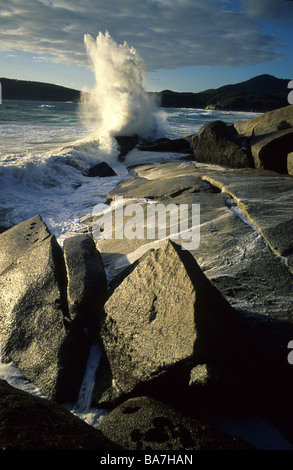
[1,0,293,92]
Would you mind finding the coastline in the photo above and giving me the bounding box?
[0,104,293,451]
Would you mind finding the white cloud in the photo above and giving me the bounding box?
[0,0,289,72]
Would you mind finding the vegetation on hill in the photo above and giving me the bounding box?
[1,74,290,112]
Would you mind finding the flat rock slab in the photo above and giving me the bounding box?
[200,167,293,265]
[192,120,253,169]
[106,173,215,203]
[98,396,254,450]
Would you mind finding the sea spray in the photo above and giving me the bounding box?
[79,31,166,142]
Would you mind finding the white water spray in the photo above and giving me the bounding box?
[54,31,166,168]
[79,31,163,142]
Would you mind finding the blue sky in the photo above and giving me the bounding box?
[1,0,293,92]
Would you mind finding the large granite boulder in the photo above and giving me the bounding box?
[63,234,109,332]
[0,379,120,450]
[250,128,293,173]
[233,105,293,137]
[192,121,253,168]
[95,239,256,405]
[0,216,90,403]
[98,396,254,450]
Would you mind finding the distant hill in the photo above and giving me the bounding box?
[0,74,290,112]
[0,78,81,102]
[216,74,289,95]
[153,74,290,112]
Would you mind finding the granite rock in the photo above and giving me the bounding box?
[192,120,253,169]
[96,239,256,405]
[233,105,293,137]
[0,216,90,403]
[250,128,293,173]
[98,396,254,450]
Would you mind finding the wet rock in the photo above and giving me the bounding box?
[83,161,117,177]
[63,234,109,331]
[192,120,253,169]
[0,379,121,450]
[115,135,139,161]
[0,215,90,403]
[201,169,293,271]
[98,396,254,450]
[106,173,215,203]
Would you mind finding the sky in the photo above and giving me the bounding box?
[0,0,293,93]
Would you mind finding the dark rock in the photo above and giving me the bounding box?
[138,137,192,154]
[98,396,254,450]
[250,128,293,173]
[96,239,256,405]
[0,215,90,403]
[0,379,121,450]
[192,121,253,168]
[63,234,109,331]
[83,161,117,177]
[115,135,139,161]
[106,173,216,203]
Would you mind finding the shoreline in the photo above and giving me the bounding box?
[0,105,293,451]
